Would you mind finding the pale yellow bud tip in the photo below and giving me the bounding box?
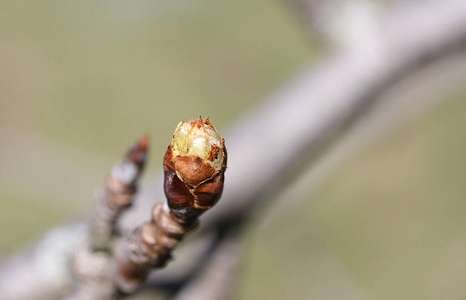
[171,117,224,170]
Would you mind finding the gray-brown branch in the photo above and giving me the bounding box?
[1,0,466,299]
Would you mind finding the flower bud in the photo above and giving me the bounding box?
[163,117,227,221]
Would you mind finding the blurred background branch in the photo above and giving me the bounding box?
[1,0,466,299]
[280,0,382,48]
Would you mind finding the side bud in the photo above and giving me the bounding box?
[163,117,227,221]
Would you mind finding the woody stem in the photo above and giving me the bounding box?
[114,203,198,293]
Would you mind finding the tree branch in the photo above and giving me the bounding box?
[170,225,243,300]
[1,0,466,299]
[123,0,466,235]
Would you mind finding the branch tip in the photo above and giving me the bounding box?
[126,134,149,169]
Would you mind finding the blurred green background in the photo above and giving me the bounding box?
[1,1,466,300]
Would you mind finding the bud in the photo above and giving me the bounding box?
[126,133,149,171]
[110,133,149,189]
[163,117,227,221]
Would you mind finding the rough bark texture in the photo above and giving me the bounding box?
[115,204,198,293]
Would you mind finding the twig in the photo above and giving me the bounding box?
[114,117,227,293]
[1,0,466,298]
[66,136,149,300]
[90,134,148,252]
[170,225,243,300]
[114,203,198,293]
